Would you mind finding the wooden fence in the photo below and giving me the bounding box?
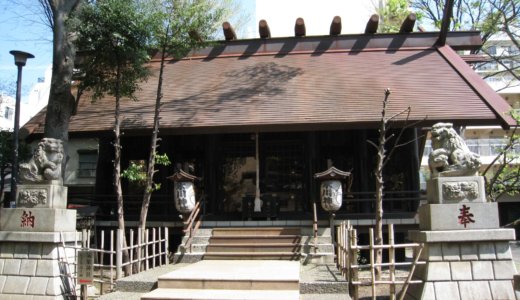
[336,221,425,300]
[59,226,169,295]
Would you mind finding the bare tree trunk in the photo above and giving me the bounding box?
[44,0,81,141]
[113,61,130,275]
[373,90,390,280]
[139,48,166,233]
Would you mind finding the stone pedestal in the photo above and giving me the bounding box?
[0,183,77,299]
[406,176,517,300]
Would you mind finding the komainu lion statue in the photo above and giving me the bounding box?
[428,123,481,177]
[19,138,64,183]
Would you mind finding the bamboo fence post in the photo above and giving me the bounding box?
[100,230,105,295]
[369,228,376,300]
[153,228,157,268]
[109,230,114,286]
[345,222,351,282]
[165,227,169,263]
[350,228,359,300]
[145,229,150,270]
[337,222,343,274]
[159,227,163,266]
[398,243,424,300]
[129,228,134,275]
[389,224,396,300]
[137,227,142,272]
[116,229,123,279]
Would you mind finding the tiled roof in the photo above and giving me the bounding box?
[23,32,515,137]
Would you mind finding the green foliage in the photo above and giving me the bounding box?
[149,0,230,58]
[378,0,423,33]
[72,0,156,100]
[122,153,171,192]
[483,111,520,201]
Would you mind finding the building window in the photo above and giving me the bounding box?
[78,150,97,178]
[487,46,496,55]
[4,107,13,120]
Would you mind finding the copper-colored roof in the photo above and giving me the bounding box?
[23,32,515,137]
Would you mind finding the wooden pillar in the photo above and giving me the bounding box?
[259,19,271,39]
[399,13,416,33]
[295,17,306,37]
[206,135,217,215]
[365,14,379,34]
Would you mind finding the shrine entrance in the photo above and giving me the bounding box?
[216,133,307,220]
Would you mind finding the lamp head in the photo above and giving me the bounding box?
[9,50,35,67]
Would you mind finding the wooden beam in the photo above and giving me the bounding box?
[329,16,342,35]
[295,17,306,37]
[399,13,416,33]
[365,14,379,34]
[222,22,236,41]
[437,0,454,46]
[259,19,271,39]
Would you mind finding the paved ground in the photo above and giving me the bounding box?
[96,241,520,300]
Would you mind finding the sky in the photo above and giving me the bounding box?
[0,1,53,100]
[0,0,378,102]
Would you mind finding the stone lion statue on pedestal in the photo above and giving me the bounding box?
[428,123,481,177]
[19,138,64,183]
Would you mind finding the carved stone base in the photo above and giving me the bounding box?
[405,229,517,300]
[0,208,76,232]
[16,184,68,209]
[427,176,486,204]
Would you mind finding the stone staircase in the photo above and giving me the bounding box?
[111,225,347,300]
[140,260,300,300]
[174,225,335,264]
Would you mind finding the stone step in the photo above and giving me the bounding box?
[141,288,299,300]
[203,252,301,260]
[212,227,301,236]
[208,235,301,244]
[206,243,301,253]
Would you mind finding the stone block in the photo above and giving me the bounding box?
[495,242,513,260]
[0,208,76,232]
[427,176,486,204]
[0,243,14,259]
[47,277,71,296]
[458,281,492,300]
[0,232,79,243]
[472,261,494,280]
[478,242,496,260]
[409,229,515,243]
[27,277,49,295]
[421,243,443,261]
[493,260,517,280]
[450,261,472,280]
[406,282,436,300]
[424,262,451,281]
[0,276,6,292]
[2,276,29,294]
[28,243,42,259]
[434,282,460,300]
[3,259,21,275]
[13,243,29,259]
[16,184,67,209]
[36,260,60,277]
[442,243,460,261]
[419,203,499,230]
[489,280,515,300]
[41,244,59,259]
[0,259,4,274]
[19,259,37,276]
[460,243,479,260]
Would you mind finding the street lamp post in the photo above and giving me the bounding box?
[9,50,34,207]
